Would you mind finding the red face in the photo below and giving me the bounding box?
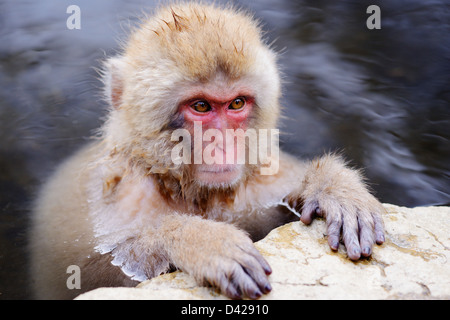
[179,89,255,186]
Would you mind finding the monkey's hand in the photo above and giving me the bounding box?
[162,215,272,299]
[285,154,385,260]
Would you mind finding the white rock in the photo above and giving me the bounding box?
[76,204,450,300]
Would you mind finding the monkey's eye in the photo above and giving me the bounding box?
[192,101,211,113]
[229,98,245,110]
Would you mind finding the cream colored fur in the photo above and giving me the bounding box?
[30,3,384,300]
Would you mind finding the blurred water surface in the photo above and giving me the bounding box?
[0,0,448,299]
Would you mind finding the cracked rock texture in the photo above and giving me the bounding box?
[76,204,450,300]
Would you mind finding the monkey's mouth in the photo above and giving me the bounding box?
[196,164,243,185]
[198,164,236,173]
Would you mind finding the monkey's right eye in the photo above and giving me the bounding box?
[191,101,211,113]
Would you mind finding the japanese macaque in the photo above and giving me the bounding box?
[30,3,385,300]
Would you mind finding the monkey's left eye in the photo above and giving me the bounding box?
[229,98,245,110]
[192,101,211,113]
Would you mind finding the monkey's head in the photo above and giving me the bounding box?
[101,3,281,201]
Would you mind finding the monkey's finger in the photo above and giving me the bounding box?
[242,265,271,295]
[231,265,263,299]
[300,201,319,225]
[373,212,385,245]
[218,262,248,300]
[342,213,361,260]
[237,247,272,293]
[223,280,242,300]
[358,215,375,257]
[249,249,272,275]
[238,243,272,275]
[239,256,272,294]
[326,210,343,251]
[205,266,241,300]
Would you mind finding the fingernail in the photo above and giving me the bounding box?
[264,266,272,275]
[350,248,361,260]
[376,234,385,244]
[252,290,262,299]
[329,239,339,250]
[332,241,339,250]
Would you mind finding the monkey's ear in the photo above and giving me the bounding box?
[103,57,126,109]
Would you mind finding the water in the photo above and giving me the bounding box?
[0,0,449,299]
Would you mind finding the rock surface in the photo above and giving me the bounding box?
[76,204,450,300]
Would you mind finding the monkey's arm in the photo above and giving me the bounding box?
[280,153,385,260]
[130,214,272,299]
